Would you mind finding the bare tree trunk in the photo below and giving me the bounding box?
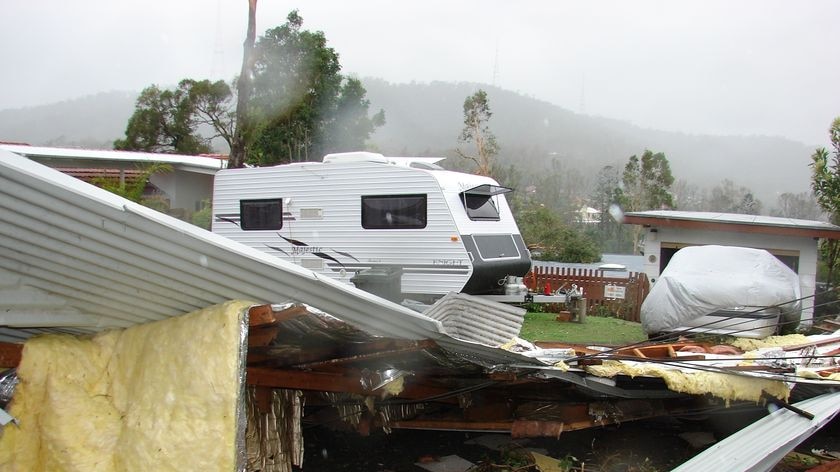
[228,0,257,169]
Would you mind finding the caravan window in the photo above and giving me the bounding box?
[361,194,427,229]
[460,184,512,221]
[240,198,283,230]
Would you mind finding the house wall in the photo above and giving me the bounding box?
[640,226,818,326]
[150,171,214,212]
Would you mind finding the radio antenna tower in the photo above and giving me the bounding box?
[492,41,500,87]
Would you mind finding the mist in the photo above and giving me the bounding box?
[2,1,839,146]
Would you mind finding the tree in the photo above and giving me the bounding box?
[671,179,707,211]
[116,10,384,165]
[246,11,384,165]
[771,192,822,220]
[115,79,233,155]
[590,165,632,253]
[456,89,498,176]
[228,0,258,169]
[707,179,763,215]
[91,163,172,207]
[517,203,600,263]
[621,150,674,253]
[810,117,840,285]
[188,79,236,151]
[621,150,675,212]
[114,82,211,154]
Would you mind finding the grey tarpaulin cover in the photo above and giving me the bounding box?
[641,245,801,334]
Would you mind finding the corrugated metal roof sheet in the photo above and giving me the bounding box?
[0,149,438,340]
[0,143,225,175]
[672,391,840,472]
[424,292,525,346]
[0,150,543,368]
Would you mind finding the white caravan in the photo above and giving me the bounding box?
[211,152,531,301]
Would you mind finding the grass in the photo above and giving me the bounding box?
[519,312,648,345]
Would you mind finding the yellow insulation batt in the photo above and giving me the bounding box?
[0,300,252,472]
[730,334,809,352]
[585,360,789,403]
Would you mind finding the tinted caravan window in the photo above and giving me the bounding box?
[361,194,427,229]
[460,184,512,221]
[240,199,283,230]
[463,194,500,220]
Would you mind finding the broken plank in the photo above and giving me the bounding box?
[0,342,22,368]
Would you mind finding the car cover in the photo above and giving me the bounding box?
[641,245,801,334]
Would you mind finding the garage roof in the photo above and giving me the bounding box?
[623,210,840,239]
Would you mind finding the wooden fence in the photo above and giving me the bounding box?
[525,267,650,322]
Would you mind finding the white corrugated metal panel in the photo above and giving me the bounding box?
[424,292,525,346]
[673,391,840,472]
[0,150,444,342]
[0,144,225,175]
[0,150,548,370]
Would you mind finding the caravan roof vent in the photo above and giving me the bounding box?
[323,152,388,164]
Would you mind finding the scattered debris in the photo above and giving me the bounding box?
[414,454,475,472]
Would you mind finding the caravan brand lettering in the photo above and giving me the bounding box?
[292,246,324,255]
[433,259,465,266]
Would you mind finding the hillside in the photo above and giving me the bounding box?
[0,91,135,149]
[362,79,815,205]
[0,80,816,205]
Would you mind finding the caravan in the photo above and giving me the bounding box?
[211,152,531,301]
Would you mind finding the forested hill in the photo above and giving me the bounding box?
[0,91,135,149]
[361,78,815,204]
[0,80,815,204]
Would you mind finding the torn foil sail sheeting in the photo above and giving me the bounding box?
[423,293,525,346]
[236,304,250,472]
[265,303,380,345]
[0,369,18,409]
[245,388,305,472]
[321,392,366,426]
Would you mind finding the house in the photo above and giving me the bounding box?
[0,143,224,215]
[577,206,601,224]
[623,210,840,327]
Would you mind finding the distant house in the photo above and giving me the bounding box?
[623,210,840,327]
[577,206,601,224]
[0,143,225,215]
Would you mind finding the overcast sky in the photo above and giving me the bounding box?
[2,0,838,145]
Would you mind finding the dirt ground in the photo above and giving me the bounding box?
[296,406,840,472]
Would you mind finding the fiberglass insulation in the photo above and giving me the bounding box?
[0,300,252,472]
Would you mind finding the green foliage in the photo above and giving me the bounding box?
[246,11,385,165]
[517,203,600,263]
[810,117,840,284]
[456,89,498,176]
[621,150,675,211]
[91,163,172,203]
[192,199,213,229]
[117,11,383,164]
[115,80,231,154]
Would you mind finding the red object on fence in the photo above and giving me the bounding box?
[544,282,551,295]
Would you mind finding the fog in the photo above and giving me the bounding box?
[2,0,839,145]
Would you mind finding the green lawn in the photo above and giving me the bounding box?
[519,312,647,345]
